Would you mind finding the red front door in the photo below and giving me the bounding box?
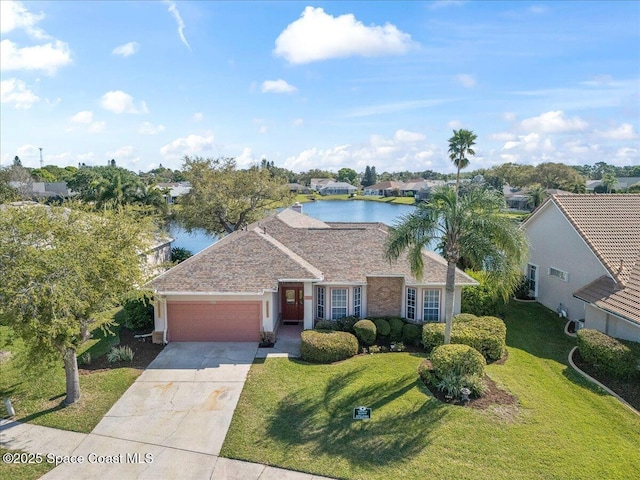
[281,285,304,321]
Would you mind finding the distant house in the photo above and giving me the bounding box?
[400,180,430,197]
[363,181,401,196]
[586,177,640,192]
[309,178,335,192]
[318,181,357,196]
[287,183,311,194]
[157,182,191,204]
[414,180,447,202]
[148,208,477,343]
[523,194,640,342]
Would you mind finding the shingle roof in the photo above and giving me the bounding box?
[547,194,640,285]
[150,209,477,294]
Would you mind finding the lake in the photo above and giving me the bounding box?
[168,200,416,254]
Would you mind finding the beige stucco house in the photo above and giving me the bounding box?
[148,208,477,343]
[523,194,640,342]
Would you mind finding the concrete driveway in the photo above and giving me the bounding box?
[41,342,260,479]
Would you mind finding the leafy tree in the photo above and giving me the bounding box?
[527,184,547,210]
[13,155,22,167]
[337,167,358,185]
[361,166,377,187]
[385,187,527,344]
[0,205,151,404]
[180,156,292,235]
[448,129,477,195]
[31,168,57,182]
[532,162,584,189]
[601,172,617,193]
[0,167,22,203]
[170,247,193,263]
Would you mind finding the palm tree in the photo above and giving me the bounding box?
[385,187,528,344]
[601,172,617,193]
[448,129,477,195]
[527,184,547,210]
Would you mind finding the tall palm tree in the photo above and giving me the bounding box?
[527,184,547,210]
[448,129,477,195]
[385,187,528,344]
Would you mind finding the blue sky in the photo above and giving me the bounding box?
[1,1,638,174]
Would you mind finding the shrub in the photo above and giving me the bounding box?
[514,275,532,300]
[314,320,336,330]
[368,345,383,354]
[402,323,422,345]
[453,313,479,323]
[430,344,486,379]
[107,345,135,363]
[373,318,391,337]
[390,342,405,352]
[417,358,435,385]
[389,317,405,342]
[460,374,487,397]
[422,323,446,352]
[354,319,377,346]
[576,329,637,379]
[461,271,506,317]
[121,291,154,331]
[437,372,487,399]
[300,330,358,363]
[171,247,193,264]
[335,316,359,334]
[80,352,91,365]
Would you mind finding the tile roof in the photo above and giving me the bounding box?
[150,209,477,294]
[547,194,640,285]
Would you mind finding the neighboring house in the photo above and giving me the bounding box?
[157,182,192,204]
[363,181,401,196]
[8,181,70,201]
[415,180,447,202]
[523,194,640,342]
[309,178,335,191]
[287,183,311,194]
[318,181,357,196]
[586,177,640,192]
[144,235,174,277]
[148,208,477,343]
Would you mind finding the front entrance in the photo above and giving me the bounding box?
[281,284,304,322]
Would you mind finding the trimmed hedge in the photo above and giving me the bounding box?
[389,317,405,342]
[335,316,359,333]
[314,320,336,330]
[422,314,506,361]
[430,344,486,379]
[354,319,377,346]
[300,330,358,363]
[373,318,391,337]
[402,323,422,345]
[576,329,637,379]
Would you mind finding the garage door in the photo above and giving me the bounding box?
[167,301,261,342]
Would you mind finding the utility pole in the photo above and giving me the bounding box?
[39,147,44,168]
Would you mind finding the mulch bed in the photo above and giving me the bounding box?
[79,327,164,374]
[421,374,518,410]
[572,350,640,411]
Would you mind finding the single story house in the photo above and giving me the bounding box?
[318,181,358,196]
[586,177,640,192]
[287,183,311,194]
[523,194,640,342]
[148,208,477,343]
[309,178,335,191]
[156,182,192,204]
[363,181,401,196]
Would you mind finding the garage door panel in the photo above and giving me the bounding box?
[167,301,261,342]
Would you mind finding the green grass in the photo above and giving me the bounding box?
[0,308,142,433]
[0,449,55,480]
[221,301,640,480]
[295,193,416,205]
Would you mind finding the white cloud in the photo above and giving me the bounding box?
[71,110,93,124]
[520,110,588,133]
[88,121,105,134]
[1,78,39,109]
[138,121,165,135]
[394,129,426,142]
[1,1,47,39]
[259,125,268,134]
[1,39,72,75]
[101,90,148,114]
[455,74,476,88]
[16,144,39,157]
[447,120,463,129]
[345,98,451,118]
[596,123,638,141]
[236,147,257,168]
[160,134,214,160]
[106,146,141,165]
[193,112,204,122]
[503,112,517,121]
[491,132,516,142]
[274,6,414,64]
[163,1,191,50]
[112,41,140,57]
[292,118,304,127]
[261,79,297,94]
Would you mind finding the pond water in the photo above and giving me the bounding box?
[168,200,416,254]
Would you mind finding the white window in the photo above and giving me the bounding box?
[354,286,362,318]
[549,267,568,282]
[423,289,440,322]
[527,264,538,296]
[316,286,325,319]
[331,288,348,320]
[406,288,416,320]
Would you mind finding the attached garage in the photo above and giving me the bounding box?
[166,301,261,342]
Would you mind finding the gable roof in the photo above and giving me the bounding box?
[150,209,477,294]
[525,194,640,285]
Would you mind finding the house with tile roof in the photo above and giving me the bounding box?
[148,207,477,343]
[522,194,640,342]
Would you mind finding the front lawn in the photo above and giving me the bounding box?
[0,308,149,433]
[221,302,640,480]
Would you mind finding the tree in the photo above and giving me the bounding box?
[337,167,358,185]
[448,129,477,195]
[385,187,527,344]
[527,184,547,210]
[601,172,617,193]
[180,156,292,236]
[13,155,22,167]
[0,167,21,203]
[532,162,584,189]
[0,205,151,404]
[361,166,377,187]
